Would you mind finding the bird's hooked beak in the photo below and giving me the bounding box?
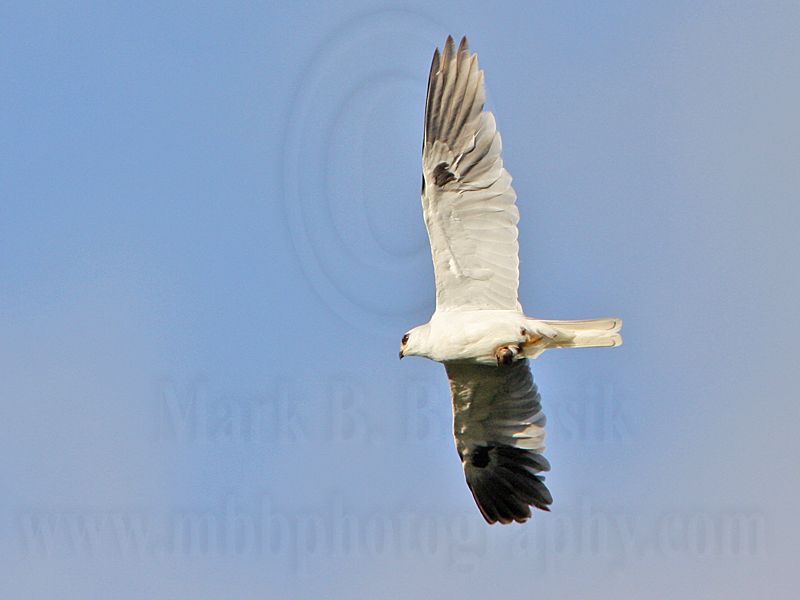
[399,349,404,360]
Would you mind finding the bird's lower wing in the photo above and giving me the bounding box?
[446,359,552,524]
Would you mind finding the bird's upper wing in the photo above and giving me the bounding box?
[422,36,521,312]
[446,358,552,524]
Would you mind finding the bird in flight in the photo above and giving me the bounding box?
[399,36,623,524]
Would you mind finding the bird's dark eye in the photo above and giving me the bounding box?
[401,334,409,345]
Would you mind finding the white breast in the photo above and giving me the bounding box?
[426,310,526,363]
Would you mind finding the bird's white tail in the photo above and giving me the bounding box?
[523,318,623,358]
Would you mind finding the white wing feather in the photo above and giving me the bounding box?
[422,36,521,312]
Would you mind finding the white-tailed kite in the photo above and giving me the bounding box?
[399,36,623,525]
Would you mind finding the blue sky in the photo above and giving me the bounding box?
[2,2,799,598]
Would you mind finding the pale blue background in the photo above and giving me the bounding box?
[2,2,798,598]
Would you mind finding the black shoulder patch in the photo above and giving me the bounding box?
[470,446,491,468]
[433,162,456,186]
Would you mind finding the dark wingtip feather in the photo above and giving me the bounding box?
[442,35,455,64]
[458,35,469,53]
[427,48,441,89]
[464,445,553,525]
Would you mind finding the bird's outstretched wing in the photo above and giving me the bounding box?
[446,358,552,524]
[422,36,521,311]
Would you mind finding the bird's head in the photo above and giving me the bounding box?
[399,324,430,360]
